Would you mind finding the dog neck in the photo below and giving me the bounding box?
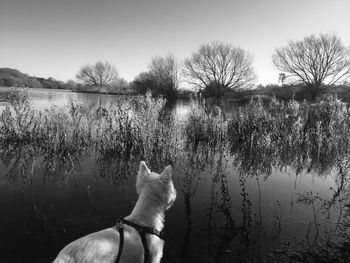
[125,190,165,231]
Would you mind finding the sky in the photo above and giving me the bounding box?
[1,0,350,86]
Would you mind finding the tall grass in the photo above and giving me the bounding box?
[183,95,350,177]
[94,92,182,169]
[1,89,350,179]
[0,89,37,142]
[0,90,183,177]
[248,97,347,175]
[184,102,227,151]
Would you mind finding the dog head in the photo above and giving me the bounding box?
[136,161,177,210]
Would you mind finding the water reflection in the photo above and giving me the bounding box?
[0,143,38,187]
[0,93,350,262]
[204,148,236,263]
[1,127,350,261]
[177,146,210,260]
[95,156,133,191]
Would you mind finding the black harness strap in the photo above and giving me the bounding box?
[140,229,150,263]
[114,218,163,263]
[120,218,163,239]
[115,221,124,263]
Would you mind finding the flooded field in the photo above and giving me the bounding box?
[0,88,349,262]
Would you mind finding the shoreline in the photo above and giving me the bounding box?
[0,86,193,100]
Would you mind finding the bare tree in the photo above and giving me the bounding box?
[149,53,179,99]
[273,33,350,100]
[183,41,255,98]
[76,61,119,86]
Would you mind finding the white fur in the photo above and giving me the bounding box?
[54,161,177,263]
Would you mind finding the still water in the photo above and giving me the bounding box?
[0,88,191,117]
[0,88,348,262]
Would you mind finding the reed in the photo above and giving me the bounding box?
[184,102,227,151]
[1,89,349,178]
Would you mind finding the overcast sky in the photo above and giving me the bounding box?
[1,0,350,86]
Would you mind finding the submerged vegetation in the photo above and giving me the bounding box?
[228,96,350,177]
[0,89,181,176]
[0,89,350,262]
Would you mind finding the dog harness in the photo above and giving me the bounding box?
[114,218,164,263]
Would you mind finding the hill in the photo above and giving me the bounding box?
[0,68,70,90]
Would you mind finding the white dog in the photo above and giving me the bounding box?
[54,161,177,263]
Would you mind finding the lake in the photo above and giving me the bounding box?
[0,88,349,262]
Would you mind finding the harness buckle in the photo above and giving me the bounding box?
[116,218,124,230]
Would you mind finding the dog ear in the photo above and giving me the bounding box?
[139,161,151,177]
[161,165,172,183]
[136,161,151,194]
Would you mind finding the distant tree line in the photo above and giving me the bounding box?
[76,34,350,101]
[1,33,350,102]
